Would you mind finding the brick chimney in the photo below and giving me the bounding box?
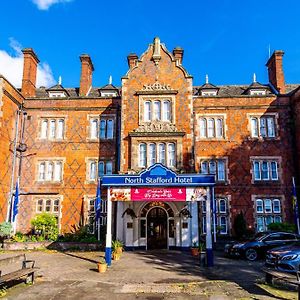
[127,53,138,69]
[21,48,40,97]
[79,54,94,97]
[173,47,184,65]
[266,50,285,94]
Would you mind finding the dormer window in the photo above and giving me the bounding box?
[249,90,267,96]
[48,91,67,98]
[100,91,118,97]
[201,90,218,96]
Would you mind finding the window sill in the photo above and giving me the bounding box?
[36,181,63,185]
[252,180,280,185]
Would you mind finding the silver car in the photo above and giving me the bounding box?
[265,241,300,273]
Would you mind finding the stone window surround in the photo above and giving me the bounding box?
[195,113,228,141]
[196,156,230,184]
[138,94,176,125]
[85,157,114,184]
[37,115,68,141]
[35,157,66,184]
[247,112,280,140]
[250,156,282,184]
[251,194,285,231]
[33,195,63,232]
[130,136,183,171]
[87,114,116,142]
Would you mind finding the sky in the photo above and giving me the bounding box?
[0,0,299,88]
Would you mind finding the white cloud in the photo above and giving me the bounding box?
[31,0,73,10]
[0,38,55,88]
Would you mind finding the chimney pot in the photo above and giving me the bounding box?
[266,50,285,94]
[21,48,40,97]
[127,53,138,69]
[79,54,94,96]
[173,47,184,65]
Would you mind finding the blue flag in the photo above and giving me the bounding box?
[292,177,300,234]
[95,178,102,220]
[12,180,19,222]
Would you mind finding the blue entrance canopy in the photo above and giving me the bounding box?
[102,163,215,187]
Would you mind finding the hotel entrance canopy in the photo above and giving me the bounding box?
[102,164,216,267]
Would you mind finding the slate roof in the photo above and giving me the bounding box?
[31,83,300,99]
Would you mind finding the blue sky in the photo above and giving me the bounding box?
[0,0,299,88]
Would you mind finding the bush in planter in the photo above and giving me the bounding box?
[0,222,12,241]
[268,222,296,233]
[233,211,247,240]
[31,213,58,241]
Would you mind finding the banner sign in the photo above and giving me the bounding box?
[131,187,186,201]
[110,186,207,202]
[102,163,215,187]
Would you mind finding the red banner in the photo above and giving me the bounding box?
[131,187,186,201]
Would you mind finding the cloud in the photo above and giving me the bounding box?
[31,0,73,10]
[0,38,55,88]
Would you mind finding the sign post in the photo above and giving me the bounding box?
[105,187,112,266]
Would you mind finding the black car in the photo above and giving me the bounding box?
[265,241,300,273]
[225,232,299,261]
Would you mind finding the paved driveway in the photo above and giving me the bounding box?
[0,250,293,299]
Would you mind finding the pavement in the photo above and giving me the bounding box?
[0,250,297,299]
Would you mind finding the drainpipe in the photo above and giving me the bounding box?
[7,109,21,222]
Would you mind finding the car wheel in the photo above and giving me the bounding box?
[245,248,258,261]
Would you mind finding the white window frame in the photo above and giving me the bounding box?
[250,115,276,138]
[37,160,63,182]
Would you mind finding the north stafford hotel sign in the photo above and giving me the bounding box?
[102,164,215,202]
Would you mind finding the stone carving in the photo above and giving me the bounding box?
[142,82,171,91]
[134,122,178,133]
[152,37,161,65]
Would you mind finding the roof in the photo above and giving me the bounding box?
[100,83,119,91]
[199,82,219,90]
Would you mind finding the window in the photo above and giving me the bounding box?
[252,160,279,181]
[87,197,107,234]
[87,160,113,180]
[143,99,172,122]
[48,91,66,98]
[200,197,229,235]
[255,198,282,232]
[35,197,61,216]
[138,143,176,168]
[40,118,65,140]
[38,160,63,182]
[89,117,114,139]
[199,117,225,138]
[250,116,276,138]
[249,90,266,96]
[200,159,227,182]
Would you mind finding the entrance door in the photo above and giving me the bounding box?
[147,207,168,250]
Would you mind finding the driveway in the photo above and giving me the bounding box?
[1,250,295,299]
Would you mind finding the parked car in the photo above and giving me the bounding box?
[265,241,300,273]
[224,232,299,261]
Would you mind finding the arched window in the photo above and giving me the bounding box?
[57,119,64,139]
[139,143,147,167]
[106,161,113,174]
[209,160,216,174]
[90,161,97,180]
[199,118,207,138]
[100,120,106,139]
[158,143,166,165]
[98,161,105,176]
[144,101,151,122]
[219,199,226,213]
[107,120,114,139]
[201,161,208,174]
[153,101,161,121]
[47,162,54,181]
[216,118,223,138]
[260,118,267,137]
[90,119,98,139]
[149,143,156,166]
[49,120,56,139]
[163,101,171,121]
[207,118,215,138]
[54,161,62,181]
[167,143,176,167]
[217,160,225,181]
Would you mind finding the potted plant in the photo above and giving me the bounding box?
[97,258,107,273]
[191,242,199,256]
[112,240,122,260]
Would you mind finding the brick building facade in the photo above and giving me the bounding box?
[0,38,300,248]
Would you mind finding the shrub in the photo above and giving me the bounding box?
[12,232,26,242]
[0,222,12,240]
[268,222,296,233]
[233,211,247,239]
[31,213,58,241]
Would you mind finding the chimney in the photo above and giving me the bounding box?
[127,53,138,69]
[21,48,40,97]
[266,50,285,94]
[173,47,184,65]
[79,54,94,96]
